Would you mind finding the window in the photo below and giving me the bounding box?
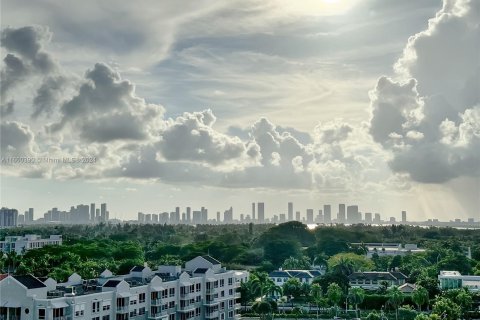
[102,316,110,320]
[139,293,146,303]
[228,278,233,286]
[92,317,100,320]
[130,299,137,305]
[139,307,145,315]
[169,288,175,297]
[220,279,225,287]
[103,301,111,311]
[169,314,175,320]
[38,309,46,320]
[229,311,234,318]
[74,304,85,317]
[92,301,100,313]
[196,283,201,292]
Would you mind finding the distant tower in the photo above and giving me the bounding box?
[217,211,221,223]
[295,211,300,221]
[306,209,314,224]
[288,202,293,221]
[401,211,407,223]
[252,203,256,221]
[186,207,191,223]
[338,204,345,223]
[257,203,265,223]
[324,205,331,223]
[100,203,107,222]
[90,203,96,222]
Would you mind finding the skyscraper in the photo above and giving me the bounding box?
[288,202,293,221]
[90,203,95,222]
[402,211,407,223]
[257,202,265,223]
[186,207,191,223]
[347,205,359,224]
[364,212,372,224]
[217,211,221,223]
[306,209,314,224]
[324,205,331,223]
[295,211,300,221]
[252,202,256,221]
[100,203,107,222]
[0,208,18,227]
[338,204,345,223]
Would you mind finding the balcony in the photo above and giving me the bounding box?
[234,292,241,299]
[148,311,168,319]
[116,306,129,313]
[205,311,219,319]
[151,298,162,306]
[206,287,217,294]
[235,303,241,309]
[180,292,195,299]
[177,302,201,312]
[204,299,220,306]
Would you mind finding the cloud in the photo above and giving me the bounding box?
[0,121,35,155]
[369,0,480,183]
[50,63,164,142]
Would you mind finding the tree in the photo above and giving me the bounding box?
[326,283,343,317]
[432,297,461,320]
[310,284,323,319]
[412,286,429,311]
[366,311,382,320]
[251,272,275,301]
[348,287,365,318]
[328,252,374,276]
[264,239,300,267]
[387,286,405,320]
[252,301,273,320]
[283,278,302,304]
[282,256,311,269]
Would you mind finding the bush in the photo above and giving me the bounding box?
[398,307,418,320]
[366,311,382,320]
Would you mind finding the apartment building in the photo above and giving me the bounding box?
[438,271,480,292]
[0,255,248,320]
[0,235,63,254]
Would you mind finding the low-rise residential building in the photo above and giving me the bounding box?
[352,243,426,258]
[0,235,63,254]
[269,269,324,286]
[438,271,480,292]
[0,255,248,320]
[348,271,407,290]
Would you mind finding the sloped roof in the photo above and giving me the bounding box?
[193,268,209,274]
[349,272,397,281]
[103,280,122,287]
[269,270,291,278]
[131,266,146,272]
[287,270,313,279]
[391,271,408,280]
[202,255,221,265]
[12,275,47,289]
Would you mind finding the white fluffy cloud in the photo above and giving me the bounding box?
[369,0,480,183]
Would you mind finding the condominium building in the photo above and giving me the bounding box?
[0,235,63,254]
[349,271,407,290]
[0,255,248,320]
[0,208,18,228]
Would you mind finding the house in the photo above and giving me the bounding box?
[269,269,324,286]
[348,271,408,290]
[398,283,417,294]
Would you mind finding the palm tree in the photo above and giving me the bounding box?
[251,272,276,301]
[265,282,283,301]
[327,283,343,317]
[387,286,404,320]
[310,283,323,319]
[4,251,20,274]
[412,286,429,312]
[348,287,365,318]
[252,301,273,320]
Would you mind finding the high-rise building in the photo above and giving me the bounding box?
[90,203,96,222]
[347,205,360,224]
[288,202,293,221]
[338,204,345,223]
[100,203,107,222]
[95,208,100,221]
[324,205,331,223]
[279,213,286,223]
[252,202,256,221]
[186,207,191,223]
[317,210,323,223]
[224,207,233,223]
[201,207,208,223]
[26,208,34,223]
[0,207,18,228]
[306,209,314,224]
[138,212,144,223]
[257,203,265,223]
[374,213,381,224]
[295,211,300,221]
[364,212,372,224]
[402,211,407,223]
[217,211,221,223]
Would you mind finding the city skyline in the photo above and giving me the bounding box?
[1,0,479,221]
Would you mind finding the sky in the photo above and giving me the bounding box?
[0,0,479,221]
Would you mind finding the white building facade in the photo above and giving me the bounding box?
[0,235,63,254]
[438,271,480,292]
[0,255,248,320]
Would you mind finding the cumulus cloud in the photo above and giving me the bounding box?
[0,121,35,155]
[0,25,68,118]
[158,109,250,165]
[50,63,164,142]
[369,0,480,183]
